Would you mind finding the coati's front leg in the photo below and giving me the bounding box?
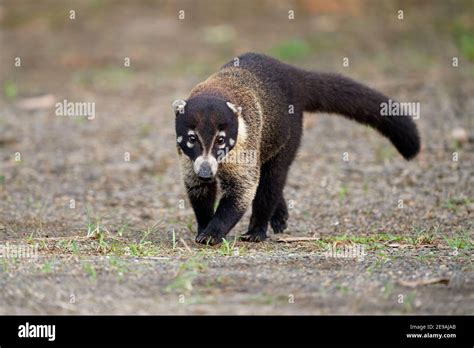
[195,172,258,245]
[185,181,217,235]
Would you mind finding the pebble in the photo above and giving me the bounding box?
[451,127,468,144]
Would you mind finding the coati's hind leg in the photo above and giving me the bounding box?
[241,156,291,242]
[270,196,289,234]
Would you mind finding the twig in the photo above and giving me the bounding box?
[180,238,193,253]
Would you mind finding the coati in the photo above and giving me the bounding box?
[173,52,420,245]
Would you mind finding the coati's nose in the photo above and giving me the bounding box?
[197,162,214,181]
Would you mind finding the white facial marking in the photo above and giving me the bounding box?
[193,155,218,176]
[208,156,218,175]
[177,136,183,144]
[192,130,209,154]
[186,130,196,148]
[193,156,204,174]
[216,131,226,149]
[229,138,235,146]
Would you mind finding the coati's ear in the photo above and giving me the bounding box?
[226,102,242,116]
[172,99,187,114]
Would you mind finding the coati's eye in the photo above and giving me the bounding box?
[188,135,197,144]
[217,136,225,146]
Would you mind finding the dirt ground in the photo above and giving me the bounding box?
[0,1,473,314]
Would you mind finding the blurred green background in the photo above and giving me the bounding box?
[1,0,473,100]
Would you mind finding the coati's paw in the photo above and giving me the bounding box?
[270,215,288,234]
[195,232,223,245]
[270,209,288,234]
[195,225,225,245]
[240,228,268,242]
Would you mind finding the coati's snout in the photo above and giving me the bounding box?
[193,155,217,181]
[173,95,242,180]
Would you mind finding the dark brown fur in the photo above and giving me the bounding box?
[174,53,420,244]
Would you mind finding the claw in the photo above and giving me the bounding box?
[240,231,267,242]
[195,233,222,245]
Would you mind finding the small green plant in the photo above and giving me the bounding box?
[442,197,471,213]
[56,239,68,251]
[165,258,206,293]
[319,233,400,251]
[128,243,140,256]
[83,263,97,280]
[338,185,348,202]
[186,221,194,234]
[27,232,35,244]
[39,239,47,251]
[85,208,104,238]
[410,225,436,246]
[97,230,110,253]
[382,281,394,299]
[127,225,161,256]
[335,284,350,295]
[1,259,10,272]
[40,260,53,273]
[4,80,17,99]
[403,292,417,313]
[415,250,436,261]
[70,240,79,255]
[219,237,238,256]
[108,256,128,278]
[127,241,159,257]
[444,232,472,251]
[117,222,129,237]
[314,239,331,251]
[172,229,177,250]
[246,294,275,305]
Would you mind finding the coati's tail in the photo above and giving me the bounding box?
[302,72,420,160]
